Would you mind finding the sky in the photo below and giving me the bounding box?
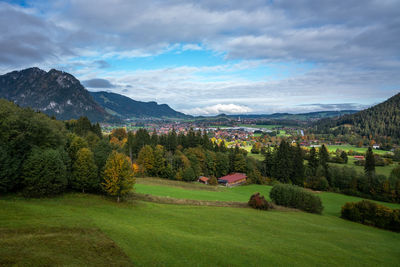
[0,0,399,115]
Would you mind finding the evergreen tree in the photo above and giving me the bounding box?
[292,144,305,186]
[365,147,375,176]
[308,147,319,176]
[274,140,292,183]
[319,144,330,181]
[93,139,112,175]
[22,148,68,197]
[233,153,247,173]
[215,152,229,177]
[340,150,348,163]
[167,129,178,152]
[262,147,274,177]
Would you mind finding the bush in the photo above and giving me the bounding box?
[22,148,68,197]
[270,184,323,214]
[208,176,218,186]
[248,192,269,210]
[341,200,400,232]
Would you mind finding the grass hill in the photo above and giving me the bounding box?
[312,92,400,139]
[1,178,400,266]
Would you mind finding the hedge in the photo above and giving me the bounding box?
[341,200,400,232]
[270,184,323,214]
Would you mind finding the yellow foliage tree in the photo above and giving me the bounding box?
[102,151,135,202]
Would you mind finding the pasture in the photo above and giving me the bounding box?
[1,178,400,266]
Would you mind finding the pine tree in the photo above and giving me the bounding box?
[308,147,319,176]
[319,144,330,180]
[102,151,135,202]
[365,147,375,176]
[233,153,247,173]
[292,144,305,186]
[262,147,274,177]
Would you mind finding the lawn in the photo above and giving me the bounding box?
[329,156,397,177]
[319,145,392,156]
[1,180,400,266]
[238,124,282,129]
[135,178,400,216]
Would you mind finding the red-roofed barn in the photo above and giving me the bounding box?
[218,173,247,186]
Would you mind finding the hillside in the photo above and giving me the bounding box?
[312,93,400,139]
[228,110,358,121]
[90,91,189,119]
[1,184,400,266]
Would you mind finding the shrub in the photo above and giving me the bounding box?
[341,200,400,232]
[208,176,218,186]
[248,192,269,210]
[270,184,323,214]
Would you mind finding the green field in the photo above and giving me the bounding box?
[328,156,398,176]
[238,124,282,129]
[314,145,393,156]
[1,179,400,266]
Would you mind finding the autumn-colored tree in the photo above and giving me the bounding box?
[67,134,89,164]
[72,148,98,193]
[111,127,128,141]
[137,145,155,176]
[102,151,135,202]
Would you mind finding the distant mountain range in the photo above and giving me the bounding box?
[0,68,188,121]
[227,110,359,121]
[90,91,188,119]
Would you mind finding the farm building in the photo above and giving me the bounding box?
[218,173,247,187]
[198,176,209,184]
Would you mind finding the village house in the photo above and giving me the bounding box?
[218,173,247,187]
[198,176,209,184]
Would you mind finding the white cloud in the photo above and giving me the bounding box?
[183,104,253,116]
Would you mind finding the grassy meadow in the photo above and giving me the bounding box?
[1,178,400,266]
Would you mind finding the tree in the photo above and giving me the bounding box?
[102,151,135,202]
[233,153,247,173]
[67,135,89,164]
[274,140,292,183]
[215,152,229,177]
[340,151,348,163]
[137,145,155,176]
[292,144,305,186]
[308,147,319,176]
[93,139,112,175]
[365,147,375,176]
[262,147,274,177]
[153,145,166,176]
[72,148,98,193]
[21,148,68,197]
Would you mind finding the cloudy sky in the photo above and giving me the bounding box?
[1,0,399,115]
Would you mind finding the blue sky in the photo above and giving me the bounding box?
[1,0,399,115]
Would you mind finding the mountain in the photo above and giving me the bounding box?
[0,67,112,122]
[312,93,400,139]
[90,91,189,119]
